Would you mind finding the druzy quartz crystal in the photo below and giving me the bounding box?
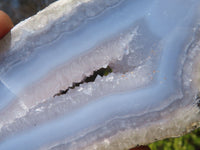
[0,0,200,149]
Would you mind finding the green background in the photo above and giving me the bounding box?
[149,128,200,150]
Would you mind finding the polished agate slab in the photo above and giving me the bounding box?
[0,0,200,149]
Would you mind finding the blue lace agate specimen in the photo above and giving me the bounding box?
[0,0,200,149]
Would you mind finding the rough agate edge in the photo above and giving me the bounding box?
[0,0,200,150]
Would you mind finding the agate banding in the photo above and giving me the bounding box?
[0,0,200,150]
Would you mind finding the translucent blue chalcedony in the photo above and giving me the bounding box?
[0,0,200,150]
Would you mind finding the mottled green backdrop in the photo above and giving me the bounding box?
[149,128,200,150]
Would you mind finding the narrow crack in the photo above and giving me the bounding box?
[54,66,112,97]
[196,92,200,109]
